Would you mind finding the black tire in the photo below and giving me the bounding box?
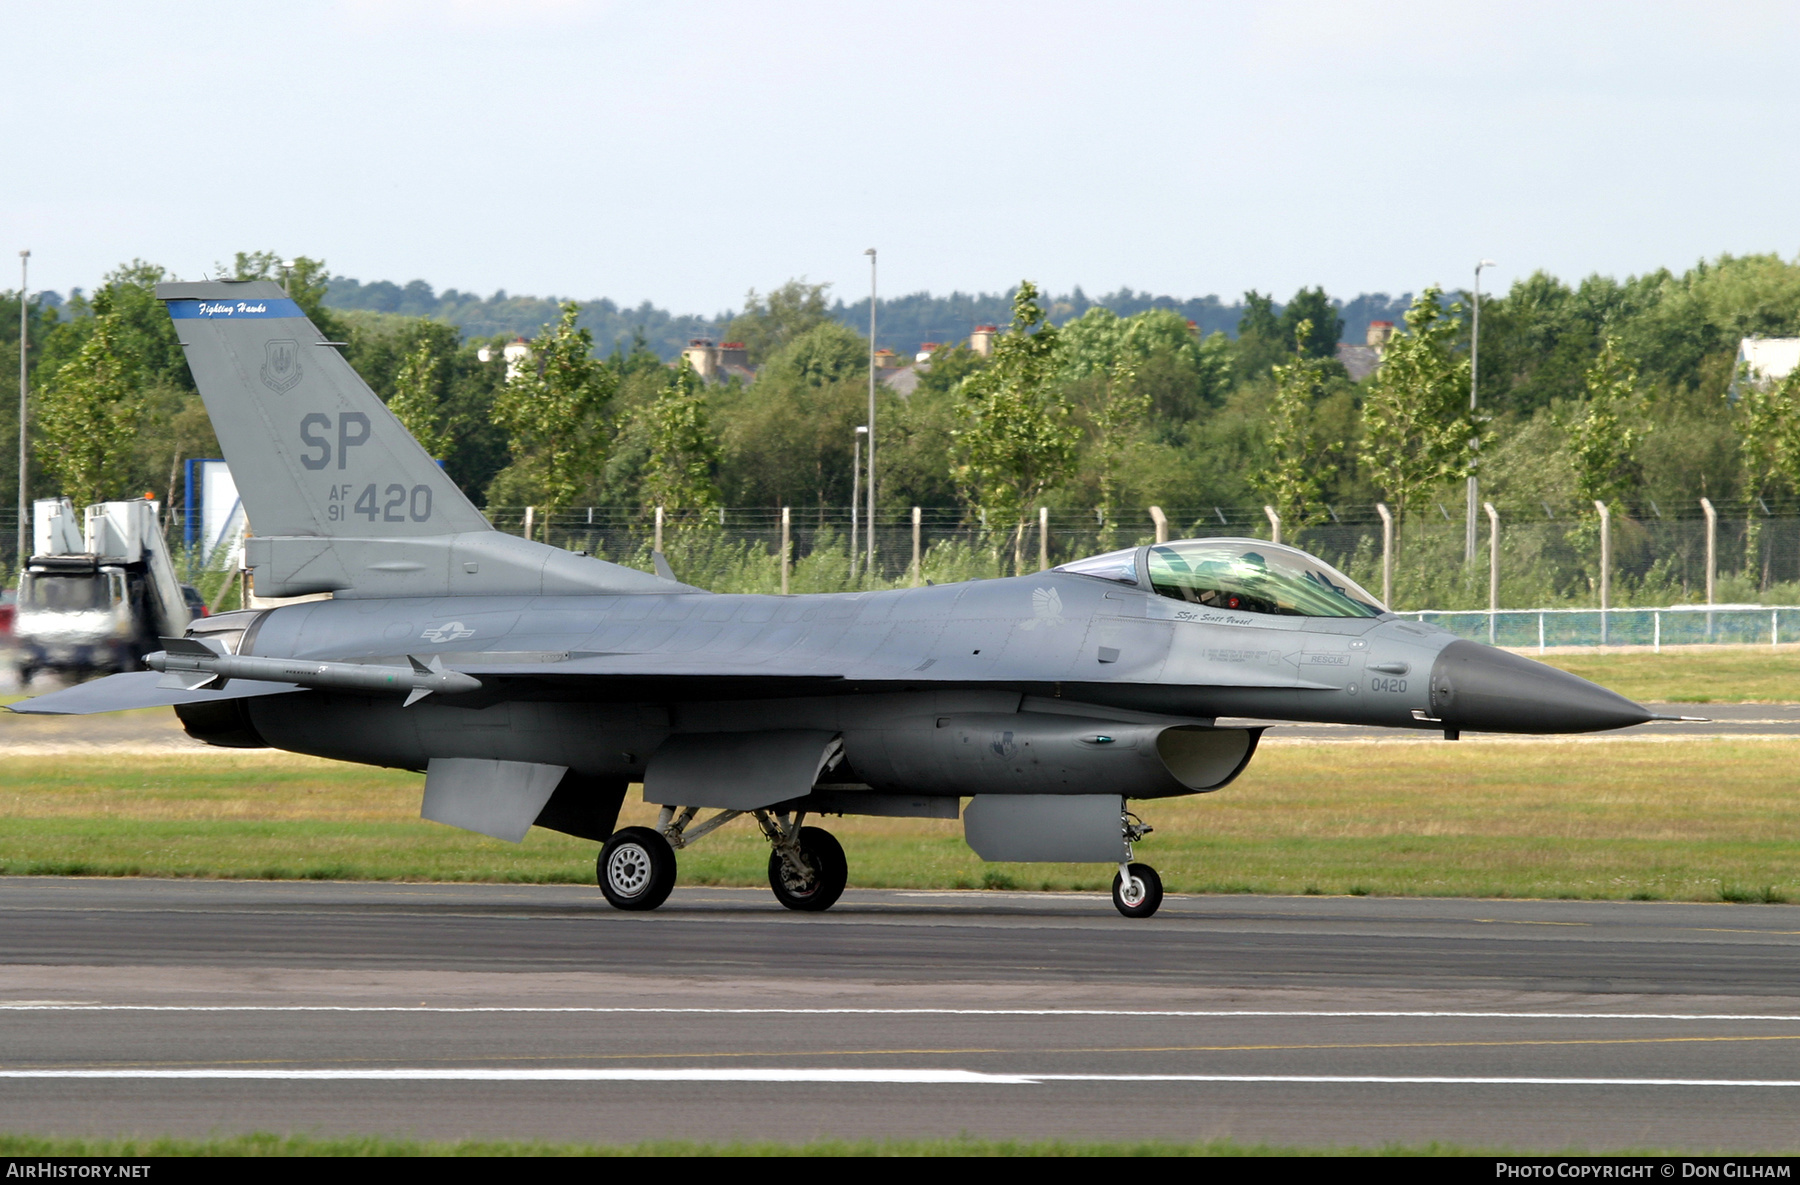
[767,826,848,912]
[597,826,676,911]
[15,667,31,687]
[1111,862,1163,919]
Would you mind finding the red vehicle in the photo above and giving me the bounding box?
[0,588,14,639]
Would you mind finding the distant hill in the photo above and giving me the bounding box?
[323,276,1415,360]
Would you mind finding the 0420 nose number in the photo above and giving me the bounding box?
[1369,676,1408,693]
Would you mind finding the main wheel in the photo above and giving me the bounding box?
[767,826,848,912]
[597,826,676,911]
[1112,862,1163,919]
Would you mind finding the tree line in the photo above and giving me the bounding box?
[8,250,1800,600]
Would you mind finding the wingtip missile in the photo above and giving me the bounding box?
[144,646,481,703]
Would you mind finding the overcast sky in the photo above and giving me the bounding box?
[5,1,1797,313]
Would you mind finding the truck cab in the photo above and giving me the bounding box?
[12,498,190,685]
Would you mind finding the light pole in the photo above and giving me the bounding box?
[850,425,867,581]
[17,249,28,580]
[1467,258,1496,563]
[864,248,876,575]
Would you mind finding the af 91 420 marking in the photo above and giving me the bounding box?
[326,482,433,523]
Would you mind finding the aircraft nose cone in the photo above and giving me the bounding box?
[1428,640,1651,734]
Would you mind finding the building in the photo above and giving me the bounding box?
[476,337,533,381]
[1334,320,1395,382]
[969,325,1000,358]
[679,339,754,383]
[1735,337,1800,397]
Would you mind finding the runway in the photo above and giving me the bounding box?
[3,878,1800,1150]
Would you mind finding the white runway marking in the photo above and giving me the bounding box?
[3,1005,1798,1022]
[1,1068,1797,1088]
[0,1068,1030,1084]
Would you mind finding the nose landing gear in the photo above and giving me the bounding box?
[1112,808,1163,918]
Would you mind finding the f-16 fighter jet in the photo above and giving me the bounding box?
[10,282,1657,917]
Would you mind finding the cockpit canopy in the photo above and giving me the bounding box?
[1057,539,1386,619]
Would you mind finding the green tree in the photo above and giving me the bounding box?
[387,334,460,459]
[641,360,722,516]
[36,314,150,506]
[1234,290,1287,379]
[1280,287,1343,359]
[725,280,833,364]
[1733,359,1800,585]
[1088,361,1147,551]
[1252,320,1336,535]
[223,252,349,343]
[1358,286,1474,546]
[953,281,1081,573]
[1556,335,1647,510]
[489,302,616,527]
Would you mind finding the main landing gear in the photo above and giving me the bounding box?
[1112,809,1163,919]
[595,806,848,913]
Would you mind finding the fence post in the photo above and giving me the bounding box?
[524,506,534,542]
[1701,497,1717,605]
[1038,507,1049,571]
[1264,505,1281,545]
[780,507,790,596]
[1376,502,1394,609]
[1701,497,1717,641]
[654,505,664,554]
[1596,500,1611,646]
[1149,506,1168,544]
[1485,502,1500,645]
[1654,609,1661,654]
[1538,611,1545,654]
[911,506,922,587]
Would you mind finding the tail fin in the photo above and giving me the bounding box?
[158,280,487,539]
[158,280,682,599]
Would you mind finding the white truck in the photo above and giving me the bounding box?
[13,498,191,684]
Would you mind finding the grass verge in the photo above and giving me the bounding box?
[1534,647,1799,703]
[3,741,1799,902]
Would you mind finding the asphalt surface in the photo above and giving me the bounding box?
[4,877,1800,1150]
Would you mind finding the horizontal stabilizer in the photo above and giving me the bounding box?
[8,671,302,716]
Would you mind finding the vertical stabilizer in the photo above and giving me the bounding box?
[157,280,686,598]
[157,281,488,539]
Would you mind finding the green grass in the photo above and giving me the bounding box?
[0,1132,1623,1156]
[1534,647,1799,703]
[4,741,1800,902]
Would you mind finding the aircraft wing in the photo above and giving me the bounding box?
[7,671,304,715]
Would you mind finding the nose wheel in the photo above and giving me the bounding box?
[1112,862,1163,918]
[1111,806,1163,918]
